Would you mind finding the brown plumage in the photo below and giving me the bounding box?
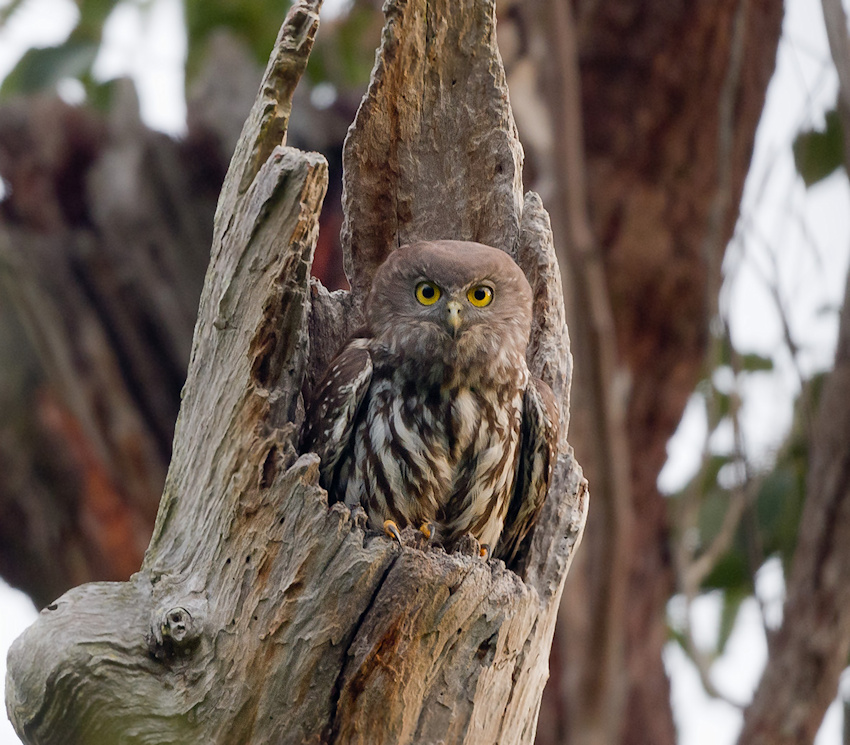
[302,240,558,565]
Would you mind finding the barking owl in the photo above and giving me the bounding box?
[302,240,559,565]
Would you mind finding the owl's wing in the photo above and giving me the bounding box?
[301,339,373,496]
[496,377,560,569]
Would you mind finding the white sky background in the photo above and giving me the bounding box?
[1,0,849,743]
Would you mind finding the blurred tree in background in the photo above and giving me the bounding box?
[1,0,849,743]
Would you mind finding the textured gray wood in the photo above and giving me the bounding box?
[5,1,587,743]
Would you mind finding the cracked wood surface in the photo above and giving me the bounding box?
[5,1,586,743]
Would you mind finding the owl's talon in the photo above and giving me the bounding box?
[479,544,492,561]
[383,519,402,546]
[419,521,436,541]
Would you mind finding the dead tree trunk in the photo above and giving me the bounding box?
[5,1,585,743]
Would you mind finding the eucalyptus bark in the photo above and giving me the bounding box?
[5,1,585,743]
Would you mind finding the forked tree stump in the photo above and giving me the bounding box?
[5,1,587,742]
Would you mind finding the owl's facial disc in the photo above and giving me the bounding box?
[366,240,533,361]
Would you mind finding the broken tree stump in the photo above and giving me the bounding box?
[5,1,587,742]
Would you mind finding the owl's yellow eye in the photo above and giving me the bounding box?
[467,285,493,307]
[415,281,441,305]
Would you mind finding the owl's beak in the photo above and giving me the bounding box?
[446,300,463,336]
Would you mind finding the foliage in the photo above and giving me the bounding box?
[184,0,288,81]
[0,0,379,105]
[793,108,845,187]
[1,39,99,95]
[670,365,818,662]
[0,0,114,97]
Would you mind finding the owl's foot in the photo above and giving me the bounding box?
[454,533,483,559]
[419,521,436,542]
[479,544,492,561]
[383,519,402,546]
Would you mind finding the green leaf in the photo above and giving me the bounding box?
[701,545,750,593]
[185,0,289,81]
[793,108,845,188]
[701,454,731,494]
[717,336,733,367]
[756,464,805,562]
[85,77,122,112]
[693,485,751,593]
[716,588,746,656]
[0,40,99,97]
[712,392,731,420]
[74,0,119,42]
[740,353,773,373]
[668,626,687,650]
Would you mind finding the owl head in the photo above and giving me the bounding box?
[365,240,533,371]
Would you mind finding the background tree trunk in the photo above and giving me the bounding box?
[0,86,223,607]
[4,2,585,743]
[497,1,784,742]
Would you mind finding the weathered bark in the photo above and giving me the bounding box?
[737,3,850,743]
[5,1,585,743]
[497,1,784,743]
